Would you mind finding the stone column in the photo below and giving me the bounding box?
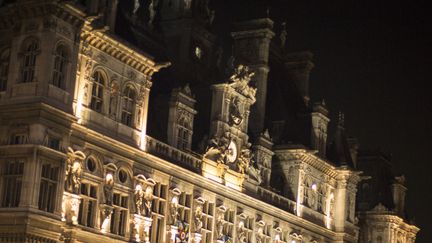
[231,18,274,136]
[334,176,348,232]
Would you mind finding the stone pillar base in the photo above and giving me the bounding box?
[61,192,82,225]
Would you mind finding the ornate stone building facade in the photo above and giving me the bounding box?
[0,1,419,243]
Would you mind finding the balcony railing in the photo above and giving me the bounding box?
[145,136,202,173]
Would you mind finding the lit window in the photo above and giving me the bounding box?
[38,164,59,213]
[1,160,24,207]
[121,86,136,126]
[21,39,39,83]
[51,44,68,89]
[0,47,10,91]
[90,71,105,112]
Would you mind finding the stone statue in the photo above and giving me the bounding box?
[134,184,145,215]
[64,148,85,194]
[109,82,119,118]
[169,196,179,225]
[237,220,247,242]
[148,0,156,26]
[280,22,287,48]
[103,173,114,205]
[229,65,256,103]
[143,185,153,217]
[133,0,140,15]
[237,145,252,174]
[216,208,226,240]
[204,132,231,164]
[229,97,243,126]
[193,205,203,233]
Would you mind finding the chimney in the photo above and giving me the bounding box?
[310,100,330,157]
[391,175,407,217]
[284,51,314,106]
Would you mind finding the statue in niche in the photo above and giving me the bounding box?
[280,22,287,48]
[229,65,256,102]
[148,0,156,26]
[216,212,225,239]
[169,196,179,225]
[143,185,153,217]
[133,0,140,15]
[134,184,145,215]
[229,97,243,126]
[64,148,85,194]
[237,220,247,242]
[103,173,114,205]
[109,82,119,118]
[193,205,203,233]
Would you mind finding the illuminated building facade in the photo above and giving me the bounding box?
[0,0,419,242]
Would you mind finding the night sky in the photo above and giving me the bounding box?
[275,0,431,241]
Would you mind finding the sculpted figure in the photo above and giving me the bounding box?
[237,147,252,174]
[169,196,179,225]
[103,173,114,205]
[64,148,85,194]
[143,185,153,217]
[229,65,256,102]
[237,221,247,242]
[193,206,203,233]
[134,184,145,215]
[229,97,243,126]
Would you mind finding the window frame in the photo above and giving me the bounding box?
[20,38,40,83]
[89,70,106,113]
[120,85,136,127]
[51,44,69,89]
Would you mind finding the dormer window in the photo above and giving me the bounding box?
[51,44,69,89]
[21,38,40,83]
[90,71,105,112]
[121,86,136,127]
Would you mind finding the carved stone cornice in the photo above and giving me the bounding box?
[80,21,170,77]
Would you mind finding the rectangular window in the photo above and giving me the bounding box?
[1,160,24,207]
[150,183,167,243]
[78,183,98,228]
[47,137,61,150]
[9,134,27,145]
[111,193,128,236]
[38,164,59,213]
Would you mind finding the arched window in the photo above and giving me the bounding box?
[90,71,105,112]
[51,44,68,89]
[21,39,39,83]
[121,86,136,126]
[0,48,10,91]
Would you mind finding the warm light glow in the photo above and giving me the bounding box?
[311,183,317,191]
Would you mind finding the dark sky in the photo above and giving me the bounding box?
[275,0,431,241]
